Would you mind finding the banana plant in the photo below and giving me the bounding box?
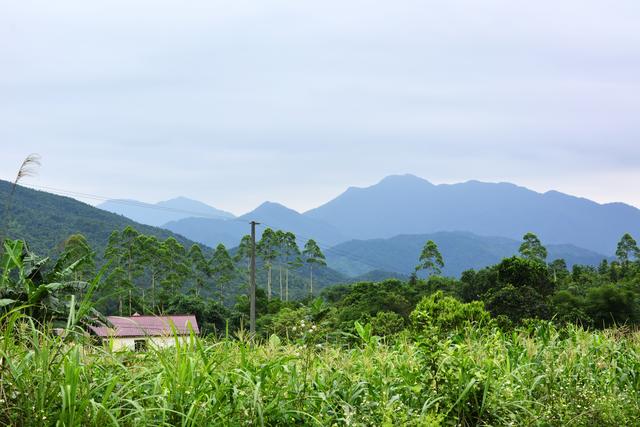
[0,238,102,327]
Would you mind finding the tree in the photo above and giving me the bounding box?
[279,232,301,301]
[415,240,444,277]
[138,235,169,313]
[257,228,279,300]
[234,234,252,290]
[548,258,568,283]
[302,239,326,296]
[274,230,286,300]
[159,237,189,311]
[586,284,638,328]
[615,233,639,267]
[211,243,235,305]
[188,244,210,297]
[104,227,144,315]
[519,232,547,262]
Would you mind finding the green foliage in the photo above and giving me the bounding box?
[415,240,444,277]
[410,291,490,335]
[616,233,639,266]
[302,238,326,296]
[0,239,96,325]
[210,243,235,304]
[519,232,548,261]
[164,293,230,335]
[484,283,550,323]
[3,317,639,426]
[586,284,639,328]
[0,180,196,260]
[333,280,414,329]
[370,310,406,336]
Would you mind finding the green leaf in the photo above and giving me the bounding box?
[0,298,17,307]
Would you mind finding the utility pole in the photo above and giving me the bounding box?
[250,221,259,335]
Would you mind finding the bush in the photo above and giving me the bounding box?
[410,291,491,335]
[586,284,639,328]
[370,311,406,336]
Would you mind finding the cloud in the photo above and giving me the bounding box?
[1,0,639,212]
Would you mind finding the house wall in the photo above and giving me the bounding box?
[105,335,193,352]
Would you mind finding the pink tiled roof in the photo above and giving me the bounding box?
[89,315,199,338]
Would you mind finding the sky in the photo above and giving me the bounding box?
[2,0,640,215]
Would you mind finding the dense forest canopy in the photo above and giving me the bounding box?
[2,224,639,334]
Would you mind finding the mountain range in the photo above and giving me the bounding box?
[305,174,640,255]
[163,201,346,249]
[91,173,640,277]
[98,197,235,227]
[1,180,373,297]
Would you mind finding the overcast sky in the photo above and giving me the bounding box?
[2,0,639,215]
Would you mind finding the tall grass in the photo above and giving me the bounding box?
[1,315,638,426]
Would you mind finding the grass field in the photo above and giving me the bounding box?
[1,313,639,426]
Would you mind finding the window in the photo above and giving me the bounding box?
[134,339,147,352]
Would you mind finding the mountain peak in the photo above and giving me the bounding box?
[378,174,433,186]
[244,201,300,217]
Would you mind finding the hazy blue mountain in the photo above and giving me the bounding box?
[0,181,204,258]
[305,174,640,254]
[98,196,234,227]
[325,231,610,278]
[164,201,347,248]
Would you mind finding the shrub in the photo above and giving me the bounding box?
[370,310,406,336]
[410,291,490,335]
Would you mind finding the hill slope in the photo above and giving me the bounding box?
[305,174,640,254]
[326,231,610,278]
[1,180,200,256]
[98,196,234,227]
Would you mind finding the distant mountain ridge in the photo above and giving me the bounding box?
[326,231,610,278]
[98,196,234,227]
[164,201,346,248]
[304,174,640,254]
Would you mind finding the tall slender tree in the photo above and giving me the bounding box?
[615,233,639,267]
[274,230,286,300]
[138,235,169,313]
[188,244,210,297]
[281,232,301,301]
[104,227,144,315]
[257,228,279,300]
[159,237,189,311]
[415,240,444,277]
[234,234,253,297]
[211,243,235,305]
[302,239,326,296]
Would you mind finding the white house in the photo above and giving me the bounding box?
[89,314,199,351]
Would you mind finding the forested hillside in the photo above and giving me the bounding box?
[0,180,198,256]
